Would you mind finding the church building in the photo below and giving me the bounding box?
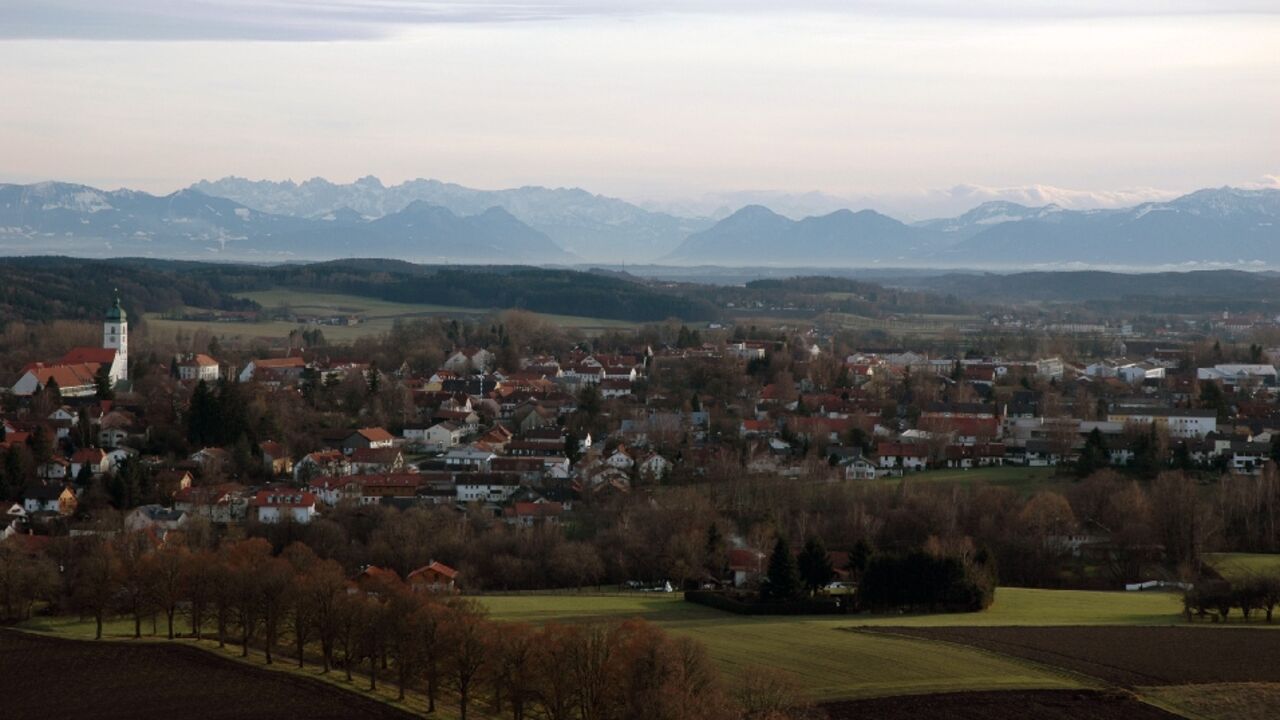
[11,293,129,397]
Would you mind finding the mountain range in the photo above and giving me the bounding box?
[0,182,574,264]
[191,176,710,262]
[2,178,1278,268]
[664,187,1280,267]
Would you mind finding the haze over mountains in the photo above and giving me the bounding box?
[1,177,1278,269]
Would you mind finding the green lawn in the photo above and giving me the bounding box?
[1205,553,1280,582]
[19,587,1189,705]
[480,587,1188,701]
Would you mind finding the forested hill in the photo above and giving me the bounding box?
[0,257,256,326]
[188,260,720,322]
[0,257,720,325]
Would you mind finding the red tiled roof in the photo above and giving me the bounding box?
[408,560,458,581]
[354,427,395,443]
[59,347,118,365]
[71,448,107,464]
[253,357,306,369]
[21,362,101,389]
[251,490,317,507]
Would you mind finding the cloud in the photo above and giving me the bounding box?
[4,0,1278,41]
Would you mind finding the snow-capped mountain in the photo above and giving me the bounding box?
[190,176,712,262]
[0,182,577,263]
[664,187,1280,267]
[4,181,1278,268]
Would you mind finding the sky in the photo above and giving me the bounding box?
[1,1,1278,219]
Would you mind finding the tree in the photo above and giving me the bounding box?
[225,538,273,657]
[448,600,493,720]
[94,364,115,400]
[564,434,582,466]
[1076,428,1109,476]
[258,556,293,664]
[735,666,812,720]
[72,539,118,640]
[492,621,540,720]
[848,538,872,581]
[797,537,834,597]
[762,537,800,601]
[187,379,217,446]
[185,549,223,641]
[0,539,59,621]
[416,599,451,712]
[144,543,190,639]
[113,531,155,639]
[306,558,349,673]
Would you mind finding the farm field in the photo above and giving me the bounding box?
[822,689,1182,720]
[144,288,637,343]
[236,289,640,333]
[871,626,1280,687]
[1142,683,1280,720]
[480,587,1192,701]
[1205,553,1280,581]
[0,630,418,720]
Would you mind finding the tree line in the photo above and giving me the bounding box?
[0,532,813,720]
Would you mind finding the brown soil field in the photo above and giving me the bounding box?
[823,689,1182,720]
[0,630,417,720]
[869,626,1280,686]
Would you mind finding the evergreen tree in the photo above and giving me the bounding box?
[848,539,872,580]
[300,366,320,405]
[797,536,834,597]
[43,378,63,406]
[763,536,800,601]
[30,425,54,466]
[705,523,726,577]
[1075,428,1109,476]
[1130,424,1162,478]
[365,362,380,394]
[94,365,115,400]
[563,434,581,466]
[187,379,216,446]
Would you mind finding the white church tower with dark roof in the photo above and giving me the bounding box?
[103,291,128,383]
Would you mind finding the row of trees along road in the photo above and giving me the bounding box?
[0,533,815,720]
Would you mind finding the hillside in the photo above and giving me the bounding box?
[0,257,718,326]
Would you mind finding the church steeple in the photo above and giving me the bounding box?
[106,289,127,322]
[103,290,128,384]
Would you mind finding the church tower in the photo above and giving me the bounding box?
[103,291,128,383]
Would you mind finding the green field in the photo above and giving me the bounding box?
[23,587,1187,704]
[144,288,638,343]
[481,587,1187,700]
[1205,553,1280,581]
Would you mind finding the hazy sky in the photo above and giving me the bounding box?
[2,1,1278,217]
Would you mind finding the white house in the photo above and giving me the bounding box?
[443,347,494,374]
[176,353,221,382]
[638,453,672,481]
[605,448,635,470]
[1197,364,1278,387]
[252,490,318,524]
[1107,407,1217,439]
[421,422,464,453]
[454,473,521,503]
